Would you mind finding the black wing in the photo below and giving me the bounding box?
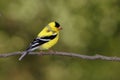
[26,34,57,51]
[19,34,57,60]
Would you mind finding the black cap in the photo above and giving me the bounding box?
[55,22,60,28]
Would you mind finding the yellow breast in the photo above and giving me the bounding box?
[39,34,59,50]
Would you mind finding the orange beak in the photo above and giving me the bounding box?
[58,26,62,30]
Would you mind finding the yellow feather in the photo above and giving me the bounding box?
[37,22,60,50]
[40,33,59,50]
[18,21,61,60]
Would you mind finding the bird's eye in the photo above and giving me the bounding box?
[47,30,50,32]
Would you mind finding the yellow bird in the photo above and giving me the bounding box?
[19,22,62,61]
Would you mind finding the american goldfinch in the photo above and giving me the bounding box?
[19,22,62,61]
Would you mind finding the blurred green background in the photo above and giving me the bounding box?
[0,0,120,80]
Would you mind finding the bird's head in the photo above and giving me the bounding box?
[48,22,62,32]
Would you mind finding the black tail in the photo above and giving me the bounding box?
[19,51,29,61]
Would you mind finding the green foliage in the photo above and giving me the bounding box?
[0,0,120,80]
